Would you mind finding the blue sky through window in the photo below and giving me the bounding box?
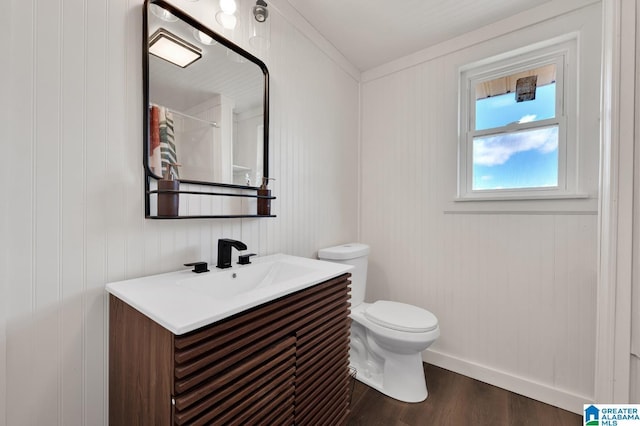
[473,83,558,190]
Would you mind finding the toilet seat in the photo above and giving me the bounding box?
[364,301,438,333]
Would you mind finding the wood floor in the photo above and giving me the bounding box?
[346,364,582,426]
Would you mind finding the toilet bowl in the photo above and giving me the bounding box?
[318,243,440,403]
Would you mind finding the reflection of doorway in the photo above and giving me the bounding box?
[174,110,218,181]
[233,108,264,185]
[166,95,232,184]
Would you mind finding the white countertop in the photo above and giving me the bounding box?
[105,254,352,335]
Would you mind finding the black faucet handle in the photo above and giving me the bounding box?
[238,253,257,265]
[184,262,209,273]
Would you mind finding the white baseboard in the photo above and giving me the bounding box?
[422,349,593,415]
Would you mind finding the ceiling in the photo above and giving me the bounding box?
[148,8,264,113]
[284,0,555,71]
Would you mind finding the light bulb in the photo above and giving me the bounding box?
[216,11,237,30]
[219,0,237,14]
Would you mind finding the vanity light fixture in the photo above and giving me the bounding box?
[252,0,269,22]
[149,28,202,68]
[249,0,270,49]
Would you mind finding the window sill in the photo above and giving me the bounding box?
[445,193,597,215]
[454,193,590,202]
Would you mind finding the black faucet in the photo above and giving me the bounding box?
[217,238,247,269]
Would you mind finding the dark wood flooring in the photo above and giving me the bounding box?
[346,364,582,426]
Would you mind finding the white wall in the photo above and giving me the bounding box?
[0,3,9,424]
[0,2,12,426]
[7,0,635,421]
[597,0,639,404]
[3,0,359,424]
[632,0,640,403]
[359,2,601,413]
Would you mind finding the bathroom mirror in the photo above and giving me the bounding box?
[144,0,269,188]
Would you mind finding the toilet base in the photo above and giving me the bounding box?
[350,351,428,403]
[349,304,437,403]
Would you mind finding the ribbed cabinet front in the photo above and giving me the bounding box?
[109,273,351,426]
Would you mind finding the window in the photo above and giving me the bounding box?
[458,39,579,200]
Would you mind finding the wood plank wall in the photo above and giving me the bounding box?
[3,1,359,425]
[632,0,640,404]
[359,2,602,414]
[6,0,639,422]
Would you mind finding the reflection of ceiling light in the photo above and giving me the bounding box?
[217,0,238,30]
[193,29,217,45]
[149,4,178,22]
[219,0,237,14]
[252,0,268,22]
[149,28,202,68]
[216,11,237,30]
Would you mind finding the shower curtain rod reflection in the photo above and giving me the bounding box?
[168,108,220,128]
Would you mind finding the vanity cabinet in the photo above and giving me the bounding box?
[109,273,351,425]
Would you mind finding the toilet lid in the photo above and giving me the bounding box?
[364,301,438,333]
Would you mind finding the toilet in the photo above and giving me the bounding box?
[318,243,440,403]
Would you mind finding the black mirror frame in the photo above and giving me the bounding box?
[142,0,270,191]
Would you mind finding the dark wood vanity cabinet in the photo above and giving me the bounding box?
[109,274,351,425]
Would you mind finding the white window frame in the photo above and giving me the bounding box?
[457,37,580,201]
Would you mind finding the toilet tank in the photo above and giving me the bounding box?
[318,243,370,306]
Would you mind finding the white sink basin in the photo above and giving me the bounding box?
[105,254,352,335]
[177,259,318,299]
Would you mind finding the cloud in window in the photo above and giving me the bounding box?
[518,114,537,123]
[473,126,558,167]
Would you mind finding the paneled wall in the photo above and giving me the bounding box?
[360,3,601,413]
[3,0,359,424]
[632,0,640,403]
[0,3,9,423]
